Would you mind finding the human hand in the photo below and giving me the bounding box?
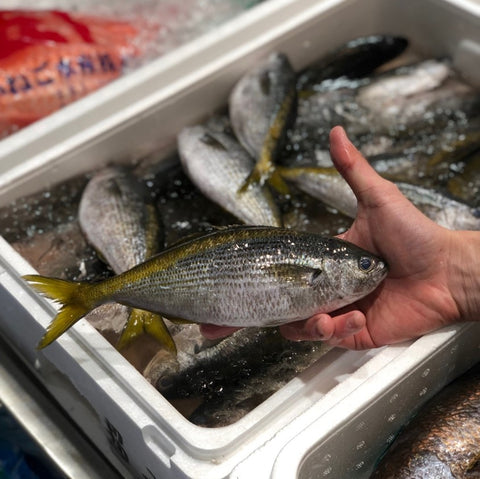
[201,126,474,349]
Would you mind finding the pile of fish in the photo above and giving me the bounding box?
[2,34,480,428]
[178,36,480,230]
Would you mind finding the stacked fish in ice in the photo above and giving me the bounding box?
[178,35,480,231]
[5,34,480,427]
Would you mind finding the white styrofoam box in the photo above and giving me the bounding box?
[0,0,479,478]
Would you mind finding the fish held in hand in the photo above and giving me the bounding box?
[178,122,282,227]
[23,226,388,349]
[229,52,297,193]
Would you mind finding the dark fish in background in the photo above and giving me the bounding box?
[145,327,328,427]
[24,226,387,349]
[372,363,480,478]
[287,59,480,165]
[229,52,297,193]
[78,166,176,352]
[296,34,409,91]
[177,119,282,226]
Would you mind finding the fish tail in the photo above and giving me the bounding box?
[268,170,290,195]
[238,165,290,195]
[117,309,177,355]
[238,167,263,194]
[23,274,100,349]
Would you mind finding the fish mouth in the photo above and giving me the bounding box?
[376,259,389,278]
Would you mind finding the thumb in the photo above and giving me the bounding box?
[329,126,386,203]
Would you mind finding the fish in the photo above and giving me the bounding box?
[229,52,297,193]
[0,10,141,137]
[278,166,358,218]
[177,120,282,227]
[396,182,480,231]
[145,327,328,427]
[372,362,480,478]
[278,166,480,230]
[296,34,409,91]
[23,225,388,349]
[287,59,480,164]
[78,166,176,352]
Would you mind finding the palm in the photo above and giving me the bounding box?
[334,168,458,349]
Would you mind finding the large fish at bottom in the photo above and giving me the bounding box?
[23,226,387,349]
[372,363,480,478]
[79,166,175,352]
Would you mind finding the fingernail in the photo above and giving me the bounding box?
[346,314,362,334]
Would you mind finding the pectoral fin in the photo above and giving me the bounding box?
[264,263,321,284]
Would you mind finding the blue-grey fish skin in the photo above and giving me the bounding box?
[79,166,162,273]
[105,226,387,327]
[177,123,282,226]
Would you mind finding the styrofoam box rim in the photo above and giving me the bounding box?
[0,0,479,477]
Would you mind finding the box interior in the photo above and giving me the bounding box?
[0,0,479,476]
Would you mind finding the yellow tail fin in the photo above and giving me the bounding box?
[23,275,98,349]
[117,309,177,354]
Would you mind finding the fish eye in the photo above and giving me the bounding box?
[359,256,374,272]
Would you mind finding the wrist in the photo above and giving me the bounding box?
[447,230,480,323]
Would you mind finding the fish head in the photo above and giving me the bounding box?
[312,239,388,308]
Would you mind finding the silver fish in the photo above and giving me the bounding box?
[177,122,282,227]
[78,166,175,352]
[279,166,480,230]
[397,182,480,230]
[229,52,297,191]
[278,166,358,218]
[24,226,387,348]
[79,166,162,273]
